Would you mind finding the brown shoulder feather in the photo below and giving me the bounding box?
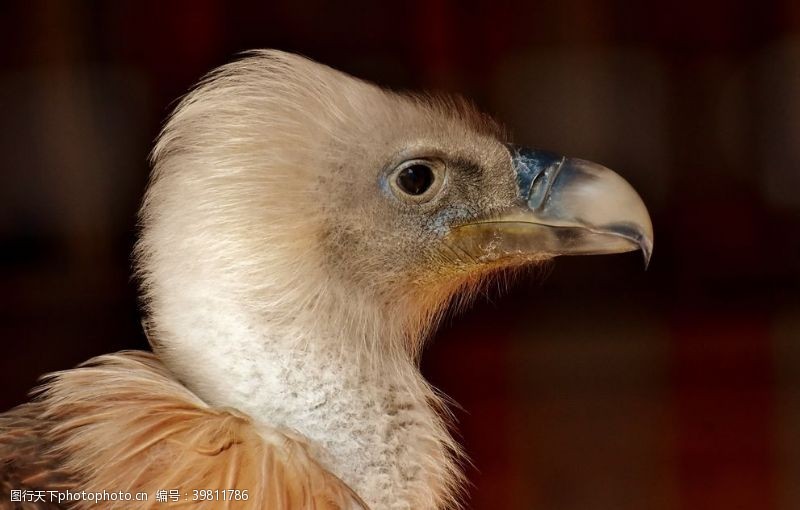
[2,351,367,510]
[0,403,74,509]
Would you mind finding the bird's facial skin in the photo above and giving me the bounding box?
[319,125,518,305]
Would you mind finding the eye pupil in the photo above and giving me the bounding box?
[396,164,434,195]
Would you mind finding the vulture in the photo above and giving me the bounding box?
[0,50,652,509]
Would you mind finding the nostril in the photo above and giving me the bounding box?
[529,169,548,204]
[508,145,565,208]
[527,156,565,211]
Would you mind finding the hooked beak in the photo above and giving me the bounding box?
[451,147,653,267]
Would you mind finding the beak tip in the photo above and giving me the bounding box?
[642,246,652,270]
[639,236,653,270]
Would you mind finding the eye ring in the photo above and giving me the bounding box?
[388,159,445,203]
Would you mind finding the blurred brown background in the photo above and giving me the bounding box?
[1,1,799,509]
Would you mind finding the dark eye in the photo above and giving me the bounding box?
[395,164,434,196]
[387,158,445,204]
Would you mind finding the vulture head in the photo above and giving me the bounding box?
[133,50,653,507]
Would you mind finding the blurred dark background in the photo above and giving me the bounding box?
[1,1,799,508]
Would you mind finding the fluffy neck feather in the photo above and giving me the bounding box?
[144,284,461,509]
